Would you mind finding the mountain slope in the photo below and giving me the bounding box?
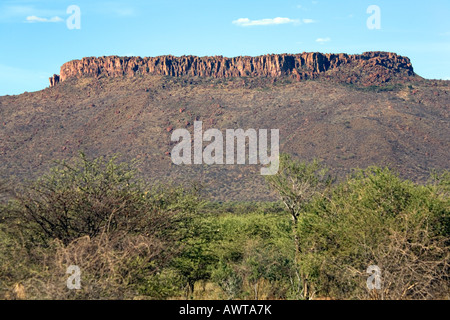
[1,52,449,200]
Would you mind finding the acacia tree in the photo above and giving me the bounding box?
[5,153,203,246]
[265,154,333,299]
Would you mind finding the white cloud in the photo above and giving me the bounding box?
[316,37,331,43]
[302,19,316,24]
[232,17,300,27]
[26,15,63,23]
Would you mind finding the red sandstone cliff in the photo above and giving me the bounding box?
[49,52,416,87]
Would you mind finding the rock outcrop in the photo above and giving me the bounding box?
[49,52,415,87]
[49,74,60,87]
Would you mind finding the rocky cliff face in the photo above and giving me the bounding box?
[50,52,415,87]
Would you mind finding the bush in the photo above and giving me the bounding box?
[4,153,148,245]
[211,262,243,300]
[138,268,185,299]
[298,167,449,299]
[0,153,203,299]
[206,212,295,300]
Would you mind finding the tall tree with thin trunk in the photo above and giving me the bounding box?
[265,154,333,299]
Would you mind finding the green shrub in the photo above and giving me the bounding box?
[138,268,185,299]
[298,167,449,299]
[211,262,243,300]
[0,153,203,299]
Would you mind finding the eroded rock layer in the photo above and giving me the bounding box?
[50,52,416,87]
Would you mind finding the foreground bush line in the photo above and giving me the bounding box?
[0,153,448,300]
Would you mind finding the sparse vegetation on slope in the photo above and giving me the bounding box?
[1,74,449,200]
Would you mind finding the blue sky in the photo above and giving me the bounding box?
[1,0,449,95]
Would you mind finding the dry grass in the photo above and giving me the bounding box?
[2,232,165,300]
